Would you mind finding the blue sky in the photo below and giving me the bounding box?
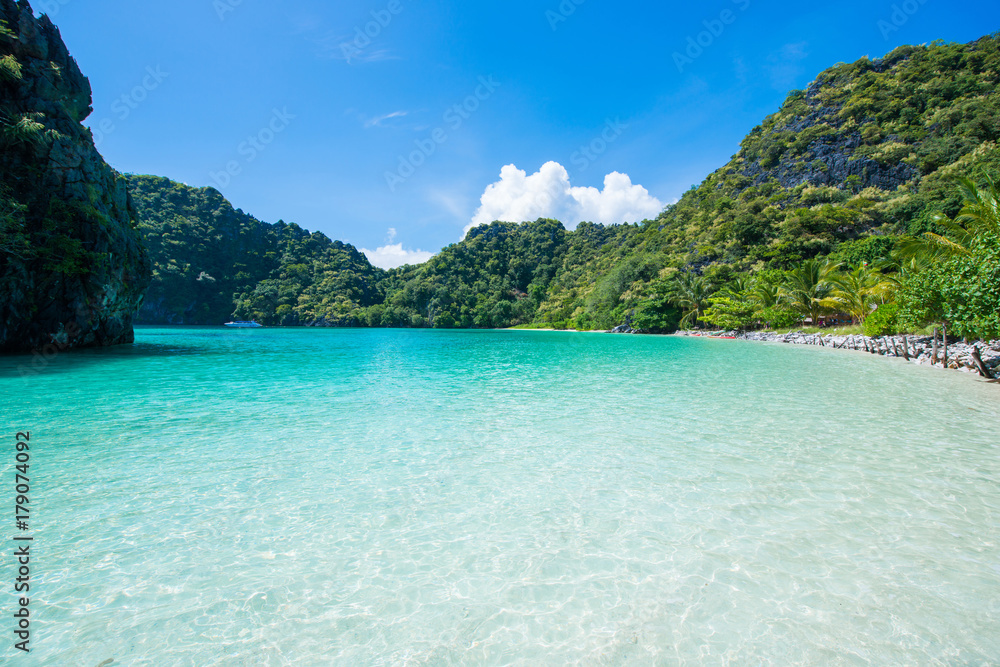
[41,0,999,267]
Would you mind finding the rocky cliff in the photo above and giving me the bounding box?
[0,0,150,353]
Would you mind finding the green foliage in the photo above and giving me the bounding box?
[894,178,1000,339]
[758,306,802,330]
[702,296,758,331]
[780,259,837,324]
[631,299,681,333]
[833,236,897,268]
[937,232,1000,339]
[0,19,16,41]
[896,266,947,330]
[863,303,900,336]
[583,252,662,329]
[0,54,22,81]
[825,265,894,324]
[0,112,47,147]
[129,175,384,325]
[0,188,29,258]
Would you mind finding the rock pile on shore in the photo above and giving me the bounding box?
[677,331,1000,379]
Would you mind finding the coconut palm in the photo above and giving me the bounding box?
[824,265,893,325]
[750,277,782,309]
[901,176,1000,259]
[670,271,715,329]
[953,175,1000,235]
[780,258,838,326]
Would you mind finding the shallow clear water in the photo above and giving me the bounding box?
[1,327,999,665]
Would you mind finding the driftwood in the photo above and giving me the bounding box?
[902,336,910,361]
[972,346,996,380]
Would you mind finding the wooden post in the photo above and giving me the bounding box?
[942,324,949,368]
[971,346,996,379]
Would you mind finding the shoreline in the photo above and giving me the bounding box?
[674,329,1000,382]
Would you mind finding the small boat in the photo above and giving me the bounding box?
[224,321,263,328]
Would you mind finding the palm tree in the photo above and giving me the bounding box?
[780,259,838,326]
[824,264,893,325]
[671,272,715,329]
[901,176,1000,259]
[750,277,782,309]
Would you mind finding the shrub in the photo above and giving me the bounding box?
[864,303,900,337]
[759,306,802,330]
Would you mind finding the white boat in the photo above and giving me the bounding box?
[224,321,263,328]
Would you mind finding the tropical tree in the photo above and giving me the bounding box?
[824,264,893,325]
[750,277,782,309]
[780,258,837,326]
[900,176,1000,260]
[895,176,1000,339]
[670,272,715,329]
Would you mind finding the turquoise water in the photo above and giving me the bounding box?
[2,327,999,665]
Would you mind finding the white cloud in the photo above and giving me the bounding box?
[362,231,434,269]
[465,162,664,237]
[363,111,408,128]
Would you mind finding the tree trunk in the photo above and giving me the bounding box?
[932,328,939,365]
[902,336,910,361]
[972,346,996,380]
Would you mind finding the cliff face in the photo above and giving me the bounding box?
[0,0,150,353]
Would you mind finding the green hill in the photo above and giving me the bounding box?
[129,175,383,326]
[130,35,1000,337]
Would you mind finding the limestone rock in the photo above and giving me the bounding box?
[0,0,150,353]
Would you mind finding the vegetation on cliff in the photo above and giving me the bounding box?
[0,1,150,353]
[129,175,382,326]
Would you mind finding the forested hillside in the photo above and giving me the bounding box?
[130,175,382,325]
[131,35,1000,338]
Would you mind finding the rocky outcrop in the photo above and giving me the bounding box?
[0,0,150,353]
[740,133,920,192]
